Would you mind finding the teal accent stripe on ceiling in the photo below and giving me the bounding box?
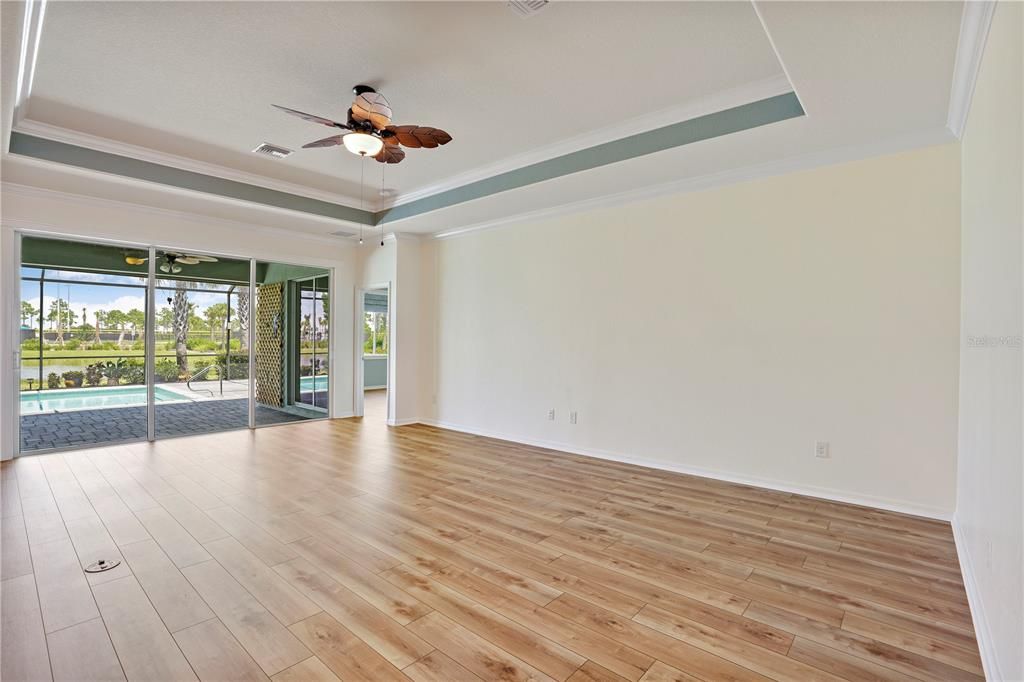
[8,132,376,225]
[377,92,804,223]
[9,92,802,227]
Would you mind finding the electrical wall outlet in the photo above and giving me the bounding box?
[570,411,578,425]
[547,409,555,421]
[815,441,830,458]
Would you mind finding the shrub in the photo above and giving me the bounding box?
[186,338,218,352]
[47,372,61,389]
[85,364,103,387]
[154,359,181,383]
[62,370,84,388]
[99,359,125,385]
[191,359,214,378]
[121,360,146,385]
[216,353,248,379]
[21,339,41,351]
[64,339,81,350]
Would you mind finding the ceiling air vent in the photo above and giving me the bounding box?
[507,0,548,18]
[252,142,292,159]
[330,229,357,238]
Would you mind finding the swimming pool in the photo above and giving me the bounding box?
[21,377,328,415]
[299,375,329,392]
[20,386,186,415]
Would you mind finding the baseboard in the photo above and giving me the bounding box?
[415,418,953,521]
[388,417,420,426]
[952,518,1001,681]
[331,411,355,419]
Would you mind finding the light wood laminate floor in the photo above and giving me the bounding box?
[1,392,982,681]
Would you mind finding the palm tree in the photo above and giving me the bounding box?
[204,303,229,342]
[171,281,194,376]
[126,309,145,341]
[47,299,75,347]
[93,310,105,344]
[105,310,128,348]
[20,301,38,327]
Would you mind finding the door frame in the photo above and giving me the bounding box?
[288,272,331,415]
[353,281,392,423]
[4,227,338,457]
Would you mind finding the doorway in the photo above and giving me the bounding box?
[357,285,391,423]
[13,233,334,455]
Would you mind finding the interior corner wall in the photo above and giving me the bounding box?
[356,235,420,425]
[954,2,1024,679]
[0,188,359,458]
[356,239,397,419]
[422,142,962,517]
[392,237,421,425]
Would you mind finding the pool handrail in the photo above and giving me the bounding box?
[186,363,223,397]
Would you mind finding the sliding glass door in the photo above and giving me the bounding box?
[15,233,331,455]
[251,262,330,424]
[18,236,151,453]
[152,249,252,440]
[296,275,330,411]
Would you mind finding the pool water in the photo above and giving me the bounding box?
[299,375,329,392]
[20,386,185,415]
[21,376,329,415]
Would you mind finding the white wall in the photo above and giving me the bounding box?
[0,187,359,457]
[392,236,422,424]
[420,143,962,517]
[354,235,427,425]
[359,238,396,287]
[955,3,1023,679]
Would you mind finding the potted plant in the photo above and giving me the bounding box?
[62,370,84,388]
[100,359,125,386]
[121,360,146,385]
[85,364,103,387]
[47,372,61,389]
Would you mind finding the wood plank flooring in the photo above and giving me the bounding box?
[1,391,982,681]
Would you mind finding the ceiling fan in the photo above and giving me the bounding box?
[272,85,452,164]
[123,251,218,273]
[160,252,217,274]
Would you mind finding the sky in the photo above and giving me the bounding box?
[19,267,236,328]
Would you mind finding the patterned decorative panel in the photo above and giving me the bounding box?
[255,282,285,407]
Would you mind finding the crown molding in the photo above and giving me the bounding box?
[12,118,380,210]
[2,150,374,232]
[432,126,955,241]
[947,0,996,139]
[751,1,808,116]
[1,180,357,249]
[385,74,794,210]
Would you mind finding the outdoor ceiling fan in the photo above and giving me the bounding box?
[272,85,453,164]
[122,251,218,273]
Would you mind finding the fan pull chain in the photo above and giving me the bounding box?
[380,161,386,246]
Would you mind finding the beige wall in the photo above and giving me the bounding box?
[955,2,1023,679]
[420,143,962,517]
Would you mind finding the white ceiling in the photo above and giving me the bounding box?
[2,1,967,238]
[19,1,783,202]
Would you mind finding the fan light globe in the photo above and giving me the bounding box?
[343,133,384,157]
